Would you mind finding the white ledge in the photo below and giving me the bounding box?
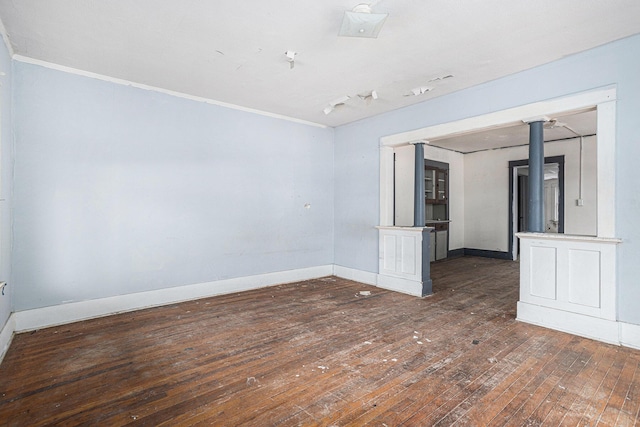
[515,232,622,244]
[376,226,434,231]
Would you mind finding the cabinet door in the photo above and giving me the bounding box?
[429,231,436,262]
[436,169,447,202]
[425,167,436,201]
[436,230,448,260]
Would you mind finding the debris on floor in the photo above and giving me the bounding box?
[358,290,371,296]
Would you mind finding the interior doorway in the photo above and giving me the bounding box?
[509,156,565,259]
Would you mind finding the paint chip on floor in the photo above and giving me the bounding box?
[359,291,371,296]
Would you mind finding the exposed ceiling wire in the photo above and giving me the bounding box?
[547,118,586,203]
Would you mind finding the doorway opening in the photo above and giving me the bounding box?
[509,156,565,259]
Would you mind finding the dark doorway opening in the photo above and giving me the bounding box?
[509,155,565,259]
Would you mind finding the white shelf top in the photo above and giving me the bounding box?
[376,225,434,231]
[515,232,621,244]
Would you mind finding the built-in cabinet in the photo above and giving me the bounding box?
[427,222,449,261]
[425,160,450,260]
[425,166,447,204]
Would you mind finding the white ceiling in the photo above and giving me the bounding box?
[430,109,597,153]
[0,0,638,127]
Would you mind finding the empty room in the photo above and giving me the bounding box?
[1,1,640,425]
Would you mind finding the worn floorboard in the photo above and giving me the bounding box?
[1,256,639,426]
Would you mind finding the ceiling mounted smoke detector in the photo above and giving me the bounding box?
[339,3,388,38]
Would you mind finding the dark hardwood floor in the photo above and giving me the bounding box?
[1,256,639,426]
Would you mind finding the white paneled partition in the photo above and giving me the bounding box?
[513,90,631,346]
[376,87,640,347]
[376,226,432,297]
[517,233,621,343]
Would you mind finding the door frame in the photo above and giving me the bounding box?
[509,155,565,260]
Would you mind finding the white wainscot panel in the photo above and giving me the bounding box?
[568,249,601,308]
[378,227,423,280]
[382,235,396,271]
[400,235,417,275]
[530,246,557,300]
[516,233,621,344]
[376,226,432,297]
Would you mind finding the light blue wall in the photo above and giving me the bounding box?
[0,38,12,331]
[334,34,640,325]
[12,62,334,311]
[7,33,640,326]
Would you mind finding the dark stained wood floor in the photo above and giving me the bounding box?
[1,256,639,426]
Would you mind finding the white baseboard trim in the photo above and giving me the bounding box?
[6,265,640,363]
[13,265,333,333]
[620,322,640,350]
[376,274,425,297]
[333,265,377,286]
[0,313,15,364]
[517,301,623,346]
[333,265,428,298]
[517,302,619,345]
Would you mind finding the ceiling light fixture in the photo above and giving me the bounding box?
[358,90,379,103]
[428,74,454,82]
[323,95,351,115]
[544,118,567,129]
[338,4,388,38]
[285,50,297,69]
[404,86,433,96]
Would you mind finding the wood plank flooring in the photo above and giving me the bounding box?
[1,256,639,426]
